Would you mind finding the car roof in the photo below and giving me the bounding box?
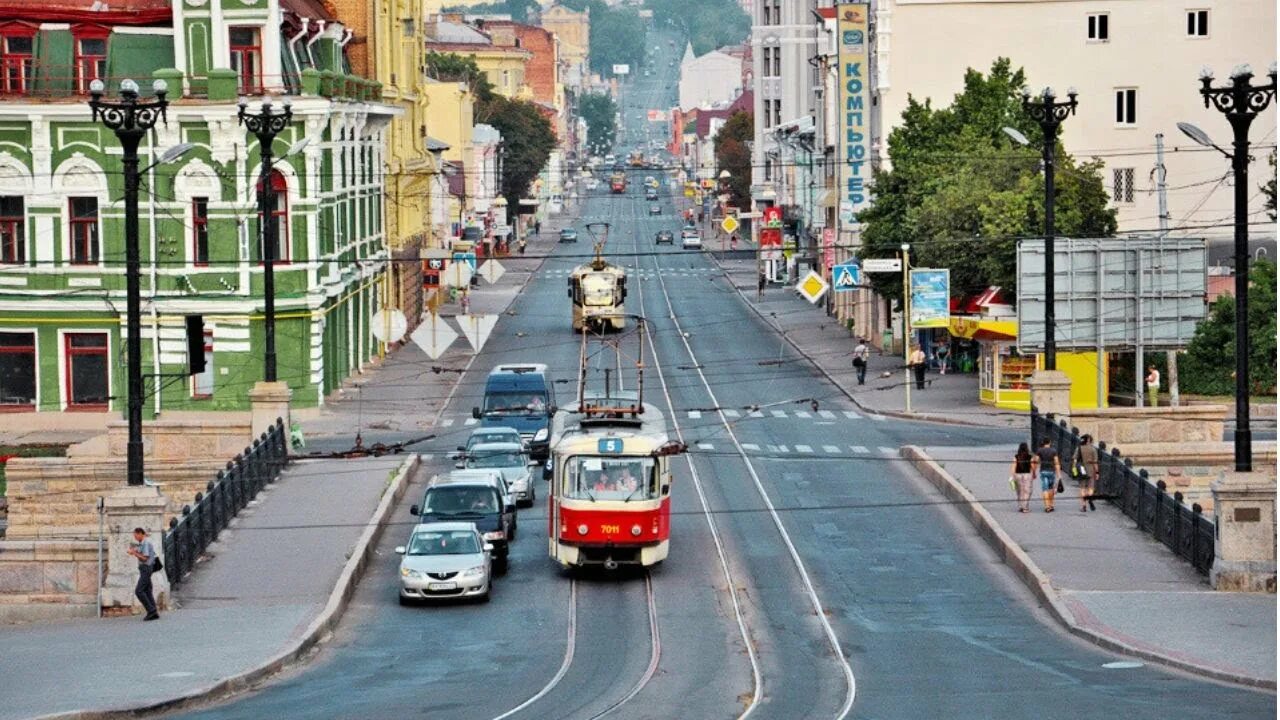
[471,426,520,436]
[435,471,503,486]
[469,442,525,452]
[412,521,480,534]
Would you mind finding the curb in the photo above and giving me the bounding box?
[705,252,1003,429]
[38,454,422,720]
[899,445,1275,691]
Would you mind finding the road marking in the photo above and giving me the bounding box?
[697,443,715,450]
[440,418,455,427]
[771,410,787,418]
[741,443,760,451]
[723,409,740,418]
[687,410,702,419]
[823,445,841,454]
[750,410,764,418]
[464,417,478,426]
[795,444,814,453]
[777,444,790,453]
[843,410,861,419]
[795,411,811,419]
[818,410,836,419]
[870,414,887,422]
[850,445,870,454]
[878,446,896,455]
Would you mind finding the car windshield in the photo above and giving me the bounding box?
[483,392,545,414]
[423,487,498,514]
[467,451,525,469]
[468,432,517,448]
[564,456,657,501]
[408,530,481,556]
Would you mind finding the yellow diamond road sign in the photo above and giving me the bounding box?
[797,271,829,304]
[720,215,740,234]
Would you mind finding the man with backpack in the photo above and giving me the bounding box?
[850,338,870,385]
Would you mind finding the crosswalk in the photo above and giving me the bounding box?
[428,406,889,431]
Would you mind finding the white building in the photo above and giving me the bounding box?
[678,44,746,111]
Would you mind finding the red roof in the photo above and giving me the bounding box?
[0,0,170,24]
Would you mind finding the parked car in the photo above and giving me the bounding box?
[462,441,536,508]
[680,228,702,249]
[655,230,674,245]
[559,228,579,243]
[649,204,662,216]
[395,522,492,604]
[411,478,515,572]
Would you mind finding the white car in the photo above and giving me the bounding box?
[681,230,702,249]
[461,442,536,507]
[395,522,492,604]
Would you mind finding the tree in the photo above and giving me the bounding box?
[560,0,645,75]
[1264,151,1277,221]
[1180,259,1277,395]
[441,0,540,22]
[645,0,750,56]
[713,111,753,210]
[859,58,1117,303]
[476,94,556,218]
[425,52,494,101]
[579,92,618,155]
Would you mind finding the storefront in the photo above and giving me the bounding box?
[949,317,1108,411]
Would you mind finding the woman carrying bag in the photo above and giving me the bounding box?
[1075,434,1099,512]
[1009,443,1034,513]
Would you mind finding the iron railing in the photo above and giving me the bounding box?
[1031,407,1215,575]
[161,418,289,586]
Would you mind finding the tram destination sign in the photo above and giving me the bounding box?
[598,438,625,454]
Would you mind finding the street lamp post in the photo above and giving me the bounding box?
[1019,86,1078,371]
[1195,62,1277,472]
[88,78,169,487]
[237,97,293,383]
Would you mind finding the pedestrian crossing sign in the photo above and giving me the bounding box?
[832,263,861,292]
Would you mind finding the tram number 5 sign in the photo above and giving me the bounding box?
[598,438,624,454]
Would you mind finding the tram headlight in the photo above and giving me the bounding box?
[577,524,589,536]
[631,524,642,537]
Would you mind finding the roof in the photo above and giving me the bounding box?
[0,0,171,23]
[410,521,483,533]
[431,18,492,45]
[426,136,451,152]
[281,0,336,22]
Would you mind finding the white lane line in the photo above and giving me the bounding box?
[878,446,896,455]
[767,444,780,453]
[771,410,787,418]
[823,445,841,454]
[697,442,715,450]
[850,445,870,454]
[777,444,790,453]
[440,417,455,428]
[795,444,814,454]
[741,443,760,451]
[688,410,702,419]
[464,418,478,426]
[749,410,764,418]
[843,410,861,419]
[795,411,811,419]
[818,410,836,419]
[723,409,741,418]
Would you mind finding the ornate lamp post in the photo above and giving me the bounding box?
[1194,62,1277,472]
[1019,85,1077,371]
[88,77,169,487]
[237,96,293,382]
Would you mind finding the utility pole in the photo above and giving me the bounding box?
[901,244,912,414]
[1155,132,1180,406]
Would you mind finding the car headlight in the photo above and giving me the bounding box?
[461,565,486,578]
[400,567,423,579]
[483,531,506,541]
[534,428,548,442]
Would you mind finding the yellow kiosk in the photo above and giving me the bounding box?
[949,317,1108,410]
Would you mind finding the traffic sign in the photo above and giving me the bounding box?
[371,309,408,343]
[477,259,505,284]
[832,263,861,292]
[796,271,829,304]
[458,314,498,352]
[410,313,458,359]
[720,216,739,234]
[862,258,902,273]
[444,262,473,288]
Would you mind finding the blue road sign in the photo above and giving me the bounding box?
[452,252,477,271]
[832,262,861,292]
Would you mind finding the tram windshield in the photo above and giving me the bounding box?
[581,275,616,307]
[565,456,657,501]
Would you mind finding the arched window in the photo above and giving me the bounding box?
[255,169,289,263]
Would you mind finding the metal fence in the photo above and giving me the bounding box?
[1030,407,1215,575]
[161,418,289,587]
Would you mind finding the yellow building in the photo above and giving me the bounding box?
[540,4,590,88]
[422,79,477,224]
[425,15,533,99]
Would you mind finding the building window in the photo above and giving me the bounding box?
[0,196,23,264]
[762,0,781,25]
[402,18,415,37]
[229,26,263,94]
[1087,13,1109,41]
[191,330,213,398]
[68,197,99,265]
[65,332,108,409]
[75,36,107,94]
[771,47,781,77]
[192,197,209,265]
[255,170,289,263]
[0,331,35,409]
[0,30,34,95]
[1187,9,1208,37]
[1112,167,1135,203]
[1114,88,1137,125]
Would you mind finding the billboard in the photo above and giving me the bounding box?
[1017,237,1207,351]
[612,64,630,75]
[909,269,950,329]
[836,3,871,225]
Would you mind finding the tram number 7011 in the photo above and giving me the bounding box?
[600,524,620,534]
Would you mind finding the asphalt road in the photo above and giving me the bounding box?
[171,28,1274,720]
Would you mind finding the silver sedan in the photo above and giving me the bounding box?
[396,522,492,604]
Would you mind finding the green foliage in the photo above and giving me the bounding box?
[859,58,1117,303]
[645,0,750,55]
[560,0,645,75]
[1264,151,1277,221]
[579,92,618,155]
[476,95,556,218]
[441,0,540,22]
[713,111,753,209]
[1180,260,1277,395]
[425,52,494,102]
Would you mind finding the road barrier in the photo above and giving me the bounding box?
[1031,407,1215,575]
[161,418,289,587]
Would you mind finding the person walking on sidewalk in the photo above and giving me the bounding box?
[1145,364,1160,407]
[460,290,471,316]
[908,345,927,390]
[850,338,870,385]
[127,528,160,621]
[1076,434,1099,512]
[1009,442,1034,513]
[1031,439,1062,512]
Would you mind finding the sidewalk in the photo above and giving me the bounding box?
[710,250,1022,428]
[904,444,1276,689]
[0,455,414,720]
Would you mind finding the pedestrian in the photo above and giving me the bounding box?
[1075,434,1099,512]
[1009,442,1034,513]
[850,338,870,385]
[935,340,951,375]
[460,290,471,316]
[127,527,160,621]
[534,220,542,235]
[908,345,927,390]
[1031,438,1062,512]
[730,233,739,251]
[757,272,766,296]
[1145,364,1160,407]
[517,237,527,255]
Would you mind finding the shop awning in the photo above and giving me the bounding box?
[949,316,1017,341]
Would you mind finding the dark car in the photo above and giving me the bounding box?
[655,230,674,245]
[411,480,516,572]
[559,228,578,243]
[645,188,658,201]
[649,204,662,215]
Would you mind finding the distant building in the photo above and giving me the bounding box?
[678,44,746,111]
[424,14,532,99]
[540,3,591,90]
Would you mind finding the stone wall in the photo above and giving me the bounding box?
[1071,405,1227,445]
[1118,442,1279,512]
[0,539,99,622]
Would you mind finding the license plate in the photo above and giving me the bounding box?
[427,582,457,591]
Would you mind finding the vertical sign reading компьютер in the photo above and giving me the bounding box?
[837,3,871,224]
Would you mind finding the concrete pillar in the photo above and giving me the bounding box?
[101,484,170,613]
[1211,471,1277,592]
[1030,369,1072,417]
[249,380,292,442]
